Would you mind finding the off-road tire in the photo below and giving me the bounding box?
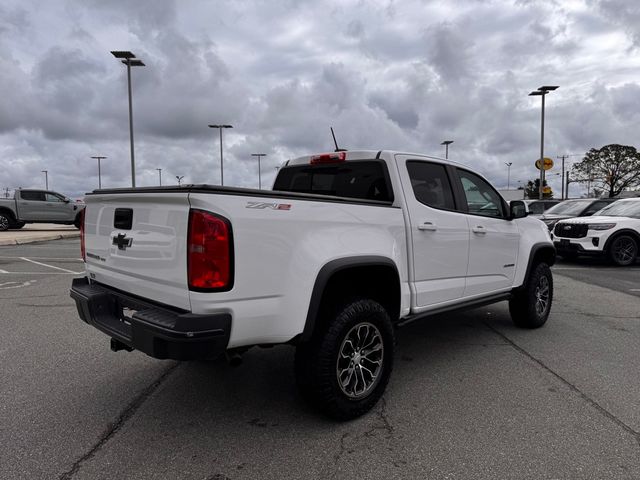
[608,235,637,267]
[295,298,395,420]
[0,212,12,231]
[509,262,553,329]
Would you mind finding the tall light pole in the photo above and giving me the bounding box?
[441,140,453,159]
[176,175,184,186]
[156,168,162,186]
[251,153,267,189]
[91,156,107,189]
[529,85,559,199]
[208,124,233,186]
[41,170,48,190]
[505,162,513,190]
[111,51,145,188]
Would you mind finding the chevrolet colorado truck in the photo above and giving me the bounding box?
[0,189,84,231]
[70,150,555,419]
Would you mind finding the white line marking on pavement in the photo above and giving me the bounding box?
[0,280,36,289]
[0,268,8,273]
[0,271,81,275]
[19,257,83,274]
[0,256,83,261]
[630,289,640,292]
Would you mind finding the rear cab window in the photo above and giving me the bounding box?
[273,160,393,202]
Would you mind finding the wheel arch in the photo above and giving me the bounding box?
[0,207,17,221]
[299,256,401,342]
[518,243,556,290]
[603,229,640,254]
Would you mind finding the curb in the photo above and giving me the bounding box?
[0,231,80,246]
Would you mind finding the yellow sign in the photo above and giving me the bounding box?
[535,157,554,170]
[542,186,552,194]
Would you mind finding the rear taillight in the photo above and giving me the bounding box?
[310,152,346,164]
[80,209,86,262]
[187,209,233,291]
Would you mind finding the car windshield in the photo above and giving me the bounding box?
[593,201,640,218]
[545,200,592,215]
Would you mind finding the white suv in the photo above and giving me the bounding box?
[552,198,640,265]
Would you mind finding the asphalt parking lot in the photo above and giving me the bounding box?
[1,238,639,480]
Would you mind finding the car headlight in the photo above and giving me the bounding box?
[587,223,616,230]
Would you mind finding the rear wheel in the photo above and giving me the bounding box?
[509,262,553,329]
[608,235,637,266]
[0,212,11,231]
[295,298,395,420]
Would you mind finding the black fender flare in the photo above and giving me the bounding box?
[519,242,556,290]
[299,256,400,342]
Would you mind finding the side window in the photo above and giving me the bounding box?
[529,202,545,214]
[585,201,609,215]
[406,161,455,210]
[46,193,64,202]
[21,191,45,201]
[457,169,505,218]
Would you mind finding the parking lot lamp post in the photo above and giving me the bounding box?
[251,153,266,189]
[529,86,559,199]
[111,51,145,188]
[41,170,48,190]
[90,156,107,189]
[441,140,453,159]
[505,162,513,190]
[156,168,162,186]
[176,175,184,186]
[208,125,233,186]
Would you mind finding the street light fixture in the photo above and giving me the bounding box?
[156,168,162,186]
[91,156,107,189]
[41,170,48,190]
[505,162,513,190]
[208,124,233,186]
[529,85,559,199]
[111,50,145,188]
[250,154,267,189]
[441,140,453,159]
[176,175,184,186]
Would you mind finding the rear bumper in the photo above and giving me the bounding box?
[70,277,231,360]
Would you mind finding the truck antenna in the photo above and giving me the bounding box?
[330,127,347,152]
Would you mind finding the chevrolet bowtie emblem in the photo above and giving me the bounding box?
[113,233,133,251]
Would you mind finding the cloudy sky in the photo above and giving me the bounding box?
[1,0,640,199]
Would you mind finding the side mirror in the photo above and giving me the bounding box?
[510,200,528,220]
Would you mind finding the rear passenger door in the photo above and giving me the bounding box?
[17,191,47,220]
[396,156,470,309]
[453,169,520,297]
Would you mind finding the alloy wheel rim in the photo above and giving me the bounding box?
[614,239,635,263]
[336,322,384,399]
[535,276,549,317]
[0,216,8,229]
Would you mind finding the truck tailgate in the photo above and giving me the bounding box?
[83,192,191,311]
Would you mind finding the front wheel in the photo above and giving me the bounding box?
[509,262,553,329]
[608,235,637,266]
[295,299,395,420]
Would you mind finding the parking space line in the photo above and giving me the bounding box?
[0,256,83,261]
[0,268,8,273]
[0,271,81,275]
[19,257,83,274]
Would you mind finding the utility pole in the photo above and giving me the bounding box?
[91,156,107,189]
[441,140,453,159]
[505,162,513,190]
[251,154,267,189]
[557,155,568,200]
[156,168,162,186]
[41,170,48,190]
[3,187,10,198]
[529,86,559,199]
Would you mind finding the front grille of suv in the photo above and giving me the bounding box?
[554,223,588,238]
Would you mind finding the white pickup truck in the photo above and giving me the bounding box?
[70,150,555,419]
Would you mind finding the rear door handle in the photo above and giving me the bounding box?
[472,225,487,234]
[418,222,437,231]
